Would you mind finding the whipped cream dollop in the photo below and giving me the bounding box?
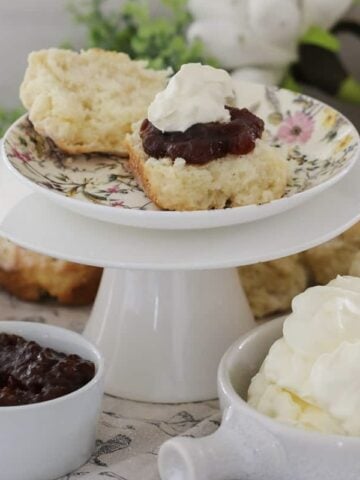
[147,63,236,132]
[248,276,360,436]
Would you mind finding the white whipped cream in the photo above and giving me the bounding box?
[147,63,236,132]
[248,276,360,436]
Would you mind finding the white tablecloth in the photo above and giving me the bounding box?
[0,292,220,480]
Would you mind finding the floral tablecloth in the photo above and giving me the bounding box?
[0,291,220,480]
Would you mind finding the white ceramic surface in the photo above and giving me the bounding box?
[1,147,360,403]
[3,83,359,229]
[159,318,360,480]
[1,152,360,270]
[84,268,254,402]
[0,321,104,480]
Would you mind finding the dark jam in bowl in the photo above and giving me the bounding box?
[0,333,95,406]
[140,106,264,165]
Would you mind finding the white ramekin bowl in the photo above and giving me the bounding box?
[0,321,104,480]
[159,317,360,480]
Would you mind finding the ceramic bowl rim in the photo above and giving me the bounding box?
[0,320,104,412]
[218,317,360,444]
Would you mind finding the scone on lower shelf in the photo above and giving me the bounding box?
[239,255,309,318]
[126,124,288,211]
[0,239,102,305]
[303,222,360,284]
[240,222,360,318]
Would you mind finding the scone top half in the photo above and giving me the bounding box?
[20,48,169,156]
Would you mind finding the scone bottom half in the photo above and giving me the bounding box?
[126,109,289,212]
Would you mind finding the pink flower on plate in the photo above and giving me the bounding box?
[277,112,314,144]
[111,200,125,208]
[106,185,120,194]
[12,147,31,163]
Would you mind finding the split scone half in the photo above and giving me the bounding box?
[20,48,169,156]
[0,238,102,305]
[126,123,288,211]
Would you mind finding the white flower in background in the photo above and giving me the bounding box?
[187,0,353,85]
[301,0,354,31]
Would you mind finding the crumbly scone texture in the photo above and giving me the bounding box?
[350,252,360,276]
[0,223,359,312]
[125,124,288,211]
[302,222,360,285]
[240,222,360,318]
[0,238,102,305]
[239,255,309,318]
[20,48,169,155]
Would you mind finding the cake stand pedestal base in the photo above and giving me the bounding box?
[84,267,255,403]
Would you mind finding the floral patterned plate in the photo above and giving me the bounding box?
[2,82,359,230]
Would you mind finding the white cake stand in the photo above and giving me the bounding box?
[1,154,359,402]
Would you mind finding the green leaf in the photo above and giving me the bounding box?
[67,0,218,71]
[0,107,25,137]
[301,26,340,53]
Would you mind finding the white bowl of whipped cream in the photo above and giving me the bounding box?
[158,275,360,480]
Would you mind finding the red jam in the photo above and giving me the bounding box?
[0,333,95,406]
[140,106,264,165]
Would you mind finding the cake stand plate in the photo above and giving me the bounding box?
[1,153,359,402]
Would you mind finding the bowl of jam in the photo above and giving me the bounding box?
[0,321,104,480]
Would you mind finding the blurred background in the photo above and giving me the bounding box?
[0,0,358,132]
[0,0,159,108]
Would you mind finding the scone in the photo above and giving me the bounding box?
[20,48,169,155]
[302,222,360,284]
[0,238,102,305]
[350,252,360,276]
[239,255,308,318]
[126,125,288,211]
[126,63,288,211]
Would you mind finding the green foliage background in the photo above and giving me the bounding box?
[70,0,216,71]
[1,0,357,136]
